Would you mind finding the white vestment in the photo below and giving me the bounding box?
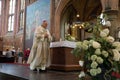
[27,26,52,70]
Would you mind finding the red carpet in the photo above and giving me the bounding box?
[6,63,30,66]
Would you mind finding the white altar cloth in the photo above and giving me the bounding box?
[50,41,76,48]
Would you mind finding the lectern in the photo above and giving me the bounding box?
[50,41,81,71]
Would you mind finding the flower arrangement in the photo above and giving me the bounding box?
[65,34,76,41]
[72,14,120,80]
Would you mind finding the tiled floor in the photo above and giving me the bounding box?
[0,63,79,80]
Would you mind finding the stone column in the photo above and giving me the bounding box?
[100,0,119,12]
[50,0,55,41]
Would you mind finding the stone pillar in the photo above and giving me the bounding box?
[50,0,55,40]
[100,0,119,12]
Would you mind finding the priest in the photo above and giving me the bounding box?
[27,20,52,72]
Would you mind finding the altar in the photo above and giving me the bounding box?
[50,41,81,71]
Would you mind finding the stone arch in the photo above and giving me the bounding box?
[54,0,102,41]
[54,0,71,41]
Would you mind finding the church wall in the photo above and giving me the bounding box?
[3,35,14,51]
[0,0,37,51]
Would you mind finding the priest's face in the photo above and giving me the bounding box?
[42,21,48,28]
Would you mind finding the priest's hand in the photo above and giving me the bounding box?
[44,33,48,38]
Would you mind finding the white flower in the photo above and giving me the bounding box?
[112,49,120,61]
[91,55,97,61]
[100,29,109,37]
[79,60,84,67]
[96,67,102,74]
[95,49,101,55]
[116,47,120,52]
[89,40,94,46]
[89,40,94,43]
[76,42,82,48]
[91,61,98,68]
[102,28,110,35]
[78,71,85,78]
[112,42,120,47]
[96,57,103,64]
[112,42,120,51]
[90,67,101,76]
[100,31,107,37]
[105,21,111,27]
[106,36,115,43]
[76,41,89,50]
[92,41,101,49]
[90,69,97,76]
[102,50,109,57]
[82,43,88,50]
[83,40,89,45]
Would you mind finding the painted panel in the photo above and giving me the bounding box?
[25,0,50,49]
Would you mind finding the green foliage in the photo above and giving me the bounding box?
[71,47,81,57]
[72,13,120,80]
[65,34,76,41]
[96,37,115,50]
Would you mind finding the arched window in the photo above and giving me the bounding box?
[0,0,2,15]
[19,0,25,30]
[8,0,16,32]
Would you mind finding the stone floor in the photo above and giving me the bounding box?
[0,63,79,80]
